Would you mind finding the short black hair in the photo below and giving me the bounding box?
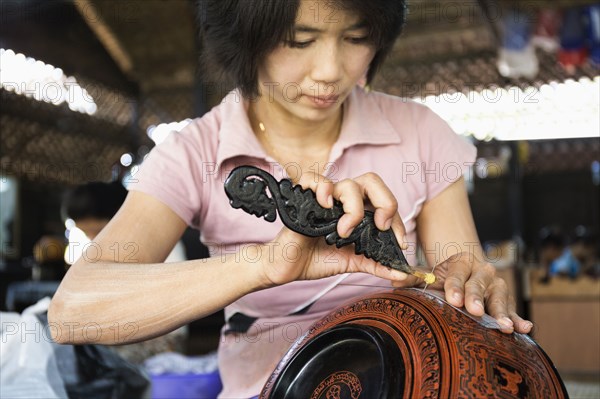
[62,181,127,221]
[198,0,407,98]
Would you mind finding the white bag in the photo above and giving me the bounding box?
[0,297,68,398]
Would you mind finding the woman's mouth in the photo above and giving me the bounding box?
[305,95,340,108]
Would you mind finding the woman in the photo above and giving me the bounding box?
[49,1,533,397]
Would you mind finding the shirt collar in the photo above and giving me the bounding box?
[330,86,401,163]
[216,86,401,165]
[216,90,268,165]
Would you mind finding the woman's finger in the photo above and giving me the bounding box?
[353,173,407,246]
[442,254,473,308]
[462,261,496,316]
[486,282,532,334]
[332,178,365,237]
[353,256,409,282]
[299,171,407,248]
[509,308,533,334]
[353,173,398,229]
[483,277,514,333]
[391,273,422,288]
[296,171,334,209]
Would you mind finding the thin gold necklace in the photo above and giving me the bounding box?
[257,121,281,161]
[254,106,344,177]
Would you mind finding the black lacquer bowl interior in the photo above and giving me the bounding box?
[269,324,405,399]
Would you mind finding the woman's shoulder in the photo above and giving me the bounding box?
[158,97,232,156]
[179,106,221,139]
[351,87,449,139]
[351,88,442,134]
[361,88,436,119]
[177,89,245,142]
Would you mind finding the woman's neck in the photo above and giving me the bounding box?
[247,96,343,161]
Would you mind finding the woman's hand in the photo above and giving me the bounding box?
[391,252,533,334]
[256,171,410,286]
[411,177,533,335]
[255,172,533,336]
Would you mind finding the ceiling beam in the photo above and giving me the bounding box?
[73,0,135,80]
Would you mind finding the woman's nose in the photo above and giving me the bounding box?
[310,42,343,86]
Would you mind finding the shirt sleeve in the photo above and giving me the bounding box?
[416,105,477,201]
[127,130,203,228]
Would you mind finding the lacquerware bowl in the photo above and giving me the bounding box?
[260,288,568,399]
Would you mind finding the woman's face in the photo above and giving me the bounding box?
[257,0,375,123]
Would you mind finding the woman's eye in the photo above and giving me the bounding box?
[287,40,313,49]
[347,36,369,44]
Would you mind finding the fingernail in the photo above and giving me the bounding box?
[327,195,333,208]
[474,299,484,310]
[393,271,408,281]
[452,292,462,303]
[400,237,408,250]
[524,321,533,330]
[339,226,350,238]
[500,317,513,327]
[383,218,392,230]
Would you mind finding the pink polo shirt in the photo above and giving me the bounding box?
[129,87,476,397]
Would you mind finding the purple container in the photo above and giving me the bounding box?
[150,371,222,399]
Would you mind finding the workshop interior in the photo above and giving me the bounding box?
[1,1,599,398]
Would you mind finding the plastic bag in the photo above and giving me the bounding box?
[64,344,150,399]
[1,298,68,398]
[1,297,150,399]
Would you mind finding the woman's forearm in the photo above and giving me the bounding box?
[48,247,267,345]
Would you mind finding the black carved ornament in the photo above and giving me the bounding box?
[224,165,411,274]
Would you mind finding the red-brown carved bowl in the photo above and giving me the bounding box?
[260,288,567,399]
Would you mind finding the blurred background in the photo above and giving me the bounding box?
[1,0,599,398]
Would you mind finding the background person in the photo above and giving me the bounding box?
[62,181,186,264]
[549,226,598,279]
[537,226,566,282]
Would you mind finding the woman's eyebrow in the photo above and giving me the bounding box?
[345,21,368,31]
[293,22,367,34]
[294,25,322,33]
